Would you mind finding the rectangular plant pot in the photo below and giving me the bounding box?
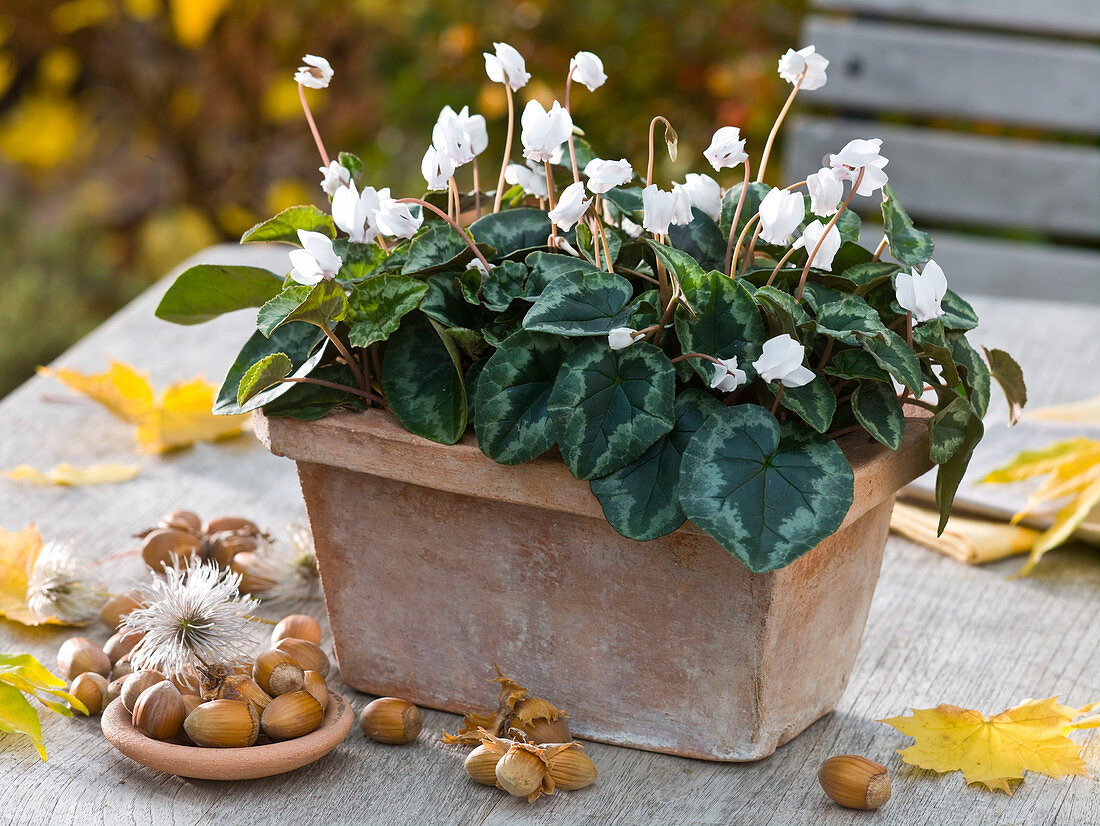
[255,409,930,761]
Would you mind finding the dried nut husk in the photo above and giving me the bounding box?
[495,744,550,801]
[206,532,259,568]
[274,638,329,677]
[132,681,186,740]
[57,637,111,681]
[230,552,278,594]
[141,528,200,571]
[121,670,166,713]
[218,675,272,711]
[253,650,305,696]
[161,510,201,533]
[464,744,503,786]
[111,657,134,682]
[302,670,328,711]
[202,516,259,536]
[545,744,597,790]
[272,614,322,646]
[184,698,260,747]
[106,676,126,706]
[511,696,571,744]
[818,755,891,810]
[182,694,204,716]
[360,697,423,744]
[100,591,144,632]
[261,690,324,740]
[103,629,143,665]
[70,672,108,715]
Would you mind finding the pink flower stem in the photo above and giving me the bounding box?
[492,84,515,214]
[795,166,865,301]
[757,71,804,183]
[298,83,330,167]
[670,352,726,367]
[723,159,752,277]
[770,386,785,415]
[472,159,482,220]
[544,162,559,244]
[564,72,581,183]
[396,197,491,272]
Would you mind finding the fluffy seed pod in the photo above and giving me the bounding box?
[818,755,891,810]
[272,614,322,646]
[132,681,186,740]
[302,670,328,711]
[100,591,144,632]
[184,699,260,747]
[141,528,200,571]
[261,690,325,740]
[495,745,549,800]
[70,672,109,715]
[121,670,166,713]
[57,637,110,681]
[103,629,143,665]
[218,675,272,712]
[274,638,329,677]
[359,697,423,745]
[545,744,597,790]
[253,650,304,696]
[160,510,202,532]
[464,744,503,785]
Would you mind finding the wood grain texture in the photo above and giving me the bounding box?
[0,244,1096,824]
[812,0,1100,38]
[802,16,1100,133]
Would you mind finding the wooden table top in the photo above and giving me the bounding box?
[0,244,1096,826]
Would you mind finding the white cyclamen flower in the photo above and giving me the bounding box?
[440,105,488,157]
[584,158,634,194]
[753,334,816,388]
[828,138,889,197]
[806,167,843,217]
[670,182,695,226]
[421,144,456,191]
[484,42,531,91]
[777,45,828,91]
[520,100,573,163]
[710,356,747,393]
[332,182,385,244]
[608,327,645,350]
[570,51,607,92]
[122,557,260,682]
[432,110,475,168]
[505,161,549,198]
[548,181,592,231]
[294,54,333,89]
[642,185,679,235]
[896,259,948,323]
[319,161,351,197]
[703,126,748,172]
[757,187,806,245]
[289,229,342,285]
[374,197,423,239]
[680,173,722,222]
[25,542,105,624]
[794,219,843,271]
[466,257,494,276]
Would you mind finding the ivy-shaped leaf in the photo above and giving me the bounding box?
[852,381,905,449]
[470,208,553,257]
[676,270,764,382]
[346,274,429,348]
[522,271,635,337]
[779,375,837,434]
[332,239,389,282]
[930,395,975,464]
[256,280,348,337]
[214,323,327,415]
[934,406,984,533]
[668,210,727,272]
[719,181,770,240]
[824,348,890,383]
[237,353,293,406]
[949,334,991,418]
[881,183,934,267]
[403,222,480,274]
[523,251,601,300]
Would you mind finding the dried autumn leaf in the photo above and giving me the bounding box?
[4,463,141,486]
[38,360,249,453]
[881,696,1098,794]
[0,652,87,760]
[1028,396,1100,426]
[0,525,63,626]
[889,501,1039,564]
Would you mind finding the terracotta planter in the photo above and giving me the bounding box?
[255,408,930,761]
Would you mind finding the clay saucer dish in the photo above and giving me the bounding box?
[101,691,354,780]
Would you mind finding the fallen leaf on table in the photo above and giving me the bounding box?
[0,652,87,760]
[890,501,1039,564]
[0,525,61,626]
[881,696,1099,795]
[1028,396,1100,426]
[37,360,249,453]
[4,463,141,486]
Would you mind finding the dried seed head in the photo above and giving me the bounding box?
[818,755,891,810]
[26,542,106,624]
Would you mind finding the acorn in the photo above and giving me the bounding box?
[182,694,204,716]
[253,649,304,696]
[103,629,143,665]
[57,637,111,681]
[111,657,134,682]
[464,744,503,786]
[230,552,277,594]
[818,755,892,810]
[274,638,329,678]
[302,670,328,712]
[272,614,322,646]
[359,697,423,745]
[184,699,260,747]
[202,516,259,536]
[70,673,109,716]
[495,744,549,800]
[132,681,186,740]
[141,528,200,571]
[100,591,144,632]
[160,510,201,533]
[545,744,597,791]
[261,690,325,740]
[121,670,166,713]
[206,532,259,568]
[218,675,272,712]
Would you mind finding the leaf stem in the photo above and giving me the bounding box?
[492,84,515,214]
[795,166,865,301]
[396,197,492,272]
[757,71,804,183]
[723,159,751,277]
[319,323,367,391]
[277,376,382,404]
[298,84,330,167]
[738,224,763,279]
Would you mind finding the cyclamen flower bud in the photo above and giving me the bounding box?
[294,54,333,89]
[570,51,607,92]
[608,328,644,350]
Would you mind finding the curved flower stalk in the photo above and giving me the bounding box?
[564,51,606,181]
[485,42,530,214]
[294,54,333,166]
[757,46,828,182]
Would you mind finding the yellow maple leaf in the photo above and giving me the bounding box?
[881,696,1097,794]
[38,361,249,453]
[0,525,64,626]
[4,463,140,486]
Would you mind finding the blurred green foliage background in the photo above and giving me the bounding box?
[0,0,804,397]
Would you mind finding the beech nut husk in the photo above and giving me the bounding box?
[184,699,260,747]
[99,591,144,632]
[818,755,891,810]
[218,675,272,711]
[495,746,548,799]
[70,672,108,716]
[274,638,329,678]
[464,744,503,786]
[272,614,322,646]
[359,697,423,745]
[132,681,186,741]
[545,744,597,791]
[261,690,325,740]
[253,649,304,696]
[302,670,328,711]
[121,670,166,713]
[57,637,111,682]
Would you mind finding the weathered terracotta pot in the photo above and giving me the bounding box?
[255,408,930,761]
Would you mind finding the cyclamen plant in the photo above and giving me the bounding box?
[157,45,1025,574]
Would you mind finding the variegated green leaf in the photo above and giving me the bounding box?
[215,323,327,415]
[237,353,293,406]
[779,375,836,434]
[667,210,726,272]
[470,207,553,257]
[881,184,934,267]
[523,251,600,299]
[346,274,429,348]
[934,407,984,533]
[676,270,764,382]
[949,334,991,418]
[256,280,348,337]
[522,271,635,337]
[852,381,905,449]
[241,205,335,244]
[824,348,890,383]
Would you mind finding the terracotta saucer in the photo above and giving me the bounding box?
[101,692,354,780]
